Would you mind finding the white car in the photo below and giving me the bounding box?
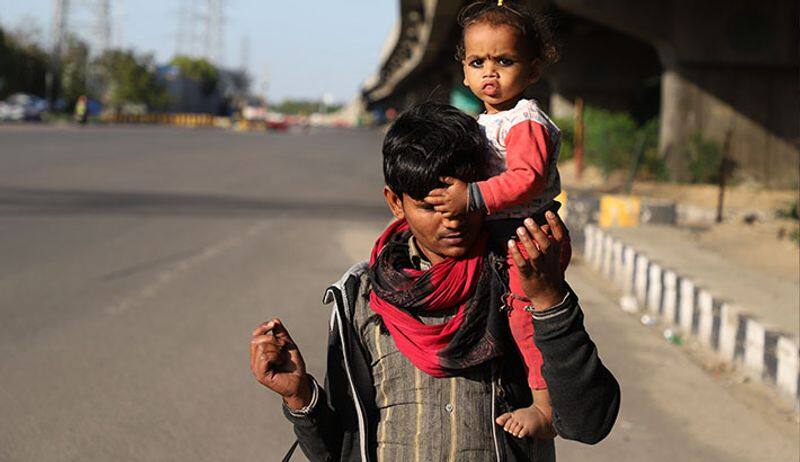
[0,93,48,121]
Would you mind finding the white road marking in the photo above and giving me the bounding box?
[105,221,271,315]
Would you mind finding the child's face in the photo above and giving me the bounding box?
[461,22,539,113]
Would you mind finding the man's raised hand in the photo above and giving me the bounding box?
[250,318,312,410]
[507,211,568,310]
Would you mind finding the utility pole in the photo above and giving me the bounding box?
[96,0,112,53]
[175,0,198,57]
[239,35,250,74]
[47,0,70,104]
[203,0,226,65]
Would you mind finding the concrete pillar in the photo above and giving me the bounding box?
[659,67,799,186]
[612,241,625,287]
[601,235,614,277]
[662,270,679,325]
[776,337,800,400]
[583,225,596,264]
[634,253,649,303]
[592,229,604,272]
[550,93,575,120]
[621,246,636,294]
[647,263,663,315]
[696,289,716,348]
[744,320,766,378]
[679,278,696,334]
[718,303,741,363]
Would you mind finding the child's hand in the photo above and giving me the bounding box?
[424,177,468,218]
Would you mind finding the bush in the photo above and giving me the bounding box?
[554,116,574,162]
[583,107,640,178]
[557,107,663,181]
[636,118,669,181]
[679,132,723,184]
[777,200,799,220]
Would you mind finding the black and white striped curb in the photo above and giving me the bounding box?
[584,224,800,404]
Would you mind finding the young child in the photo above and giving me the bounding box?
[425,0,571,439]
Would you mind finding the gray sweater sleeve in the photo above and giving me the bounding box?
[532,286,621,444]
[281,375,342,462]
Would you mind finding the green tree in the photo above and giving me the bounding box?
[60,37,90,109]
[93,49,167,110]
[270,99,342,115]
[170,55,219,95]
[0,26,48,99]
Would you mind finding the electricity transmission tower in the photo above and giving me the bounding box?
[96,0,112,52]
[175,0,227,65]
[51,0,118,57]
[47,0,70,103]
[48,0,120,102]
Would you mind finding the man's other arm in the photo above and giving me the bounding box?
[251,319,344,462]
[532,291,621,444]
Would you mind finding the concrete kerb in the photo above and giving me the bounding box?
[776,336,800,400]
[582,224,800,404]
[634,253,649,303]
[679,278,697,335]
[662,270,680,326]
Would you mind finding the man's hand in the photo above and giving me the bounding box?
[508,211,567,310]
[424,177,468,218]
[250,318,312,410]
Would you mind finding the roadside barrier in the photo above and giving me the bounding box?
[101,113,224,127]
[598,194,677,228]
[583,223,800,405]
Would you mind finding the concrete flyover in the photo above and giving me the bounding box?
[363,0,799,187]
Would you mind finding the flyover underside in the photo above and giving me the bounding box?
[365,0,799,187]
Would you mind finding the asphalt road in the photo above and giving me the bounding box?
[0,125,797,461]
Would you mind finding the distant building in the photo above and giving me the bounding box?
[157,65,249,116]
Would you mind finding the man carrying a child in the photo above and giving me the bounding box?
[249,103,620,462]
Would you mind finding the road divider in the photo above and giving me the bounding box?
[583,223,800,405]
[100,113,230,128]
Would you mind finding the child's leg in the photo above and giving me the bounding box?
[495,389,556,439]
[498,257,559,439]
[490,215,572,439]
[487,218,553,391]
[506,224,572,385]
[507,257,547,390]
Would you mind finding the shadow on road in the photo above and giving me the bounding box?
[0,186,390,220]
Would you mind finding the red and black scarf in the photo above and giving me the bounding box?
[367,219,506,377]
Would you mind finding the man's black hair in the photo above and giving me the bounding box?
[382,102,495,201]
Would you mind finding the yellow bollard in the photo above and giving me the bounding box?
[599,194,641,228]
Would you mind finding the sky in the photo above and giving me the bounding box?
[0,0,397,103]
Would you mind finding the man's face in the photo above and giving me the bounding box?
[461,22,539,113]
[384,187,483,265]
